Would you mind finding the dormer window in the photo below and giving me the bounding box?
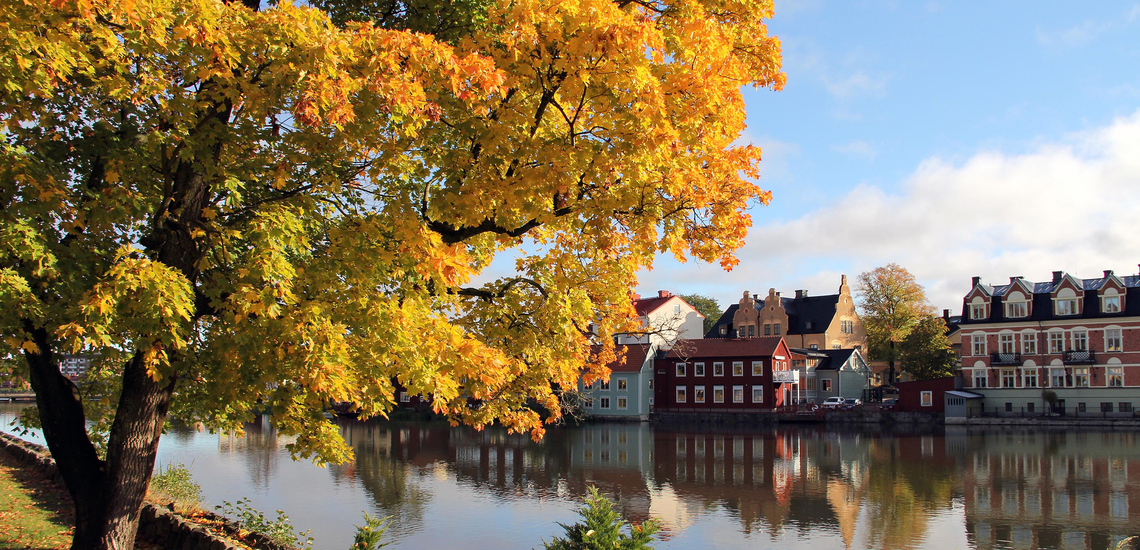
[1005,301,1027,318]
[1055,298,1077,316]
[1103,295,1121,313]
[970,303,986,319]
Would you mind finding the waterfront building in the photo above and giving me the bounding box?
[615,290,705,349]
[959,270,1140,416]
[789,347,873,405]
[654,336,795,412]
[579,344,655,420]
[705,275,867,351]
[60,354,93,379]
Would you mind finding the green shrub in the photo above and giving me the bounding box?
[149,463,202,513]
[543,486,660,550]
[350,513,392,550]
[216,497,314,549]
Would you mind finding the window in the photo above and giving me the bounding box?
[752,361,763,376]
[1101,402,1114,413]
[1103,295,1121,313]
[1108,367,1123,387]
[1056,298,1078,316]
[971,303,987,319]
[733,385,744,403]
[1023,369,1038,388]
[694,386,706,403]
[1121,402,1133,413]
[752,386,763,403]
[974,370,988,388]
[763,324,771,336]
[648,379,653,390]
[676,386,686,403]
[617,378,627,391]
[713,386,725,403]
[676,362,686,376]
[1074,368,1089,387]
[601,380,610,390]
[694,362,705,376]
[732,361,744,376]
[1005,402,1013,412]
[719,325,727,336]
[1002,369,1016,388]
[809,344,818,350]
[400,392,411,403]
[832,343,841,349]
[1051,368,1066,388]
[773,323,781,335]
[600,397,611,409]
[674,303,681,314]
[821,379,832,392]
[972,334,987,356]
[713,362,724,376]
[921,391,933,407]
[1000,334,1015,354]
[1027,402,1035,413]
[1078,402,1086,413]
[805,376,816,391]
[1049,332,1065,353]
[841,320,854,334]
[1022,332,1037,355]
[748,325,755,337]
[1072,330,1088,351]
[1005,301,1028,318]
[1106,329,1123,352]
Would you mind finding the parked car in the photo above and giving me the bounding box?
[880,398,898,411]
[821,397,845,409]
[840,398,862,410]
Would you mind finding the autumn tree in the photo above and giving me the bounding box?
[856,264,932,385]
[0,0,784,548]
[678,293,721,334]
[897,314,956,380]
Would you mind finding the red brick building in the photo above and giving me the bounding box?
[958,269,1140,416]
[655,337,795,412]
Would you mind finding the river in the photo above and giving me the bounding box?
[2,404,1137,550]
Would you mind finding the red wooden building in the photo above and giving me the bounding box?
[655,337,795,412]
[895,376,957,413]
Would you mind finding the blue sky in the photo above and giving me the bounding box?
[638,0,1140,314]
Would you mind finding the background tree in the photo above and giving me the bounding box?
[856,264,932,385]
[0,0,784,548]
[678,294,721,335]
[897,315,956,380]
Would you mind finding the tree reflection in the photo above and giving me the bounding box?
[332,420,430,536]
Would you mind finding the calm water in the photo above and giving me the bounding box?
[3,403,1138,550]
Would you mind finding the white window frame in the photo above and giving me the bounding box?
[676,386,686,403]
[732,361,744,376]
[732,385,744,403]
[751,361,763,376]
[1000,334,1015,354]
[694,362,705,376]
[972,334,987,356]
[600,397,611,409]
[673,303,681,314]
[1001,369,1016,388]
[400,392,411,403]
[1108,367,1124,387]
[920,391,933,407]
[1072,330,1088,351]
[713,362,724,376]
[751,386,764,403]
[1105,328,1123,352]
[1021,332,1037,355]
[617,397,628,410]
[1048,331,1065,354]
[1050,368,1066,388]
[1055,298,1078,316]
[1005,301,1027,318]
[1073,367,1089,387]
[1103,295,1122,313]
[973,370,988,388]
[676,362,686,377]
[617,378,628,391]
[713,385,725,403]
[1023,369,1038,388]
[971,302,987,320]
[601,380,610,390]
[694,385,706,403]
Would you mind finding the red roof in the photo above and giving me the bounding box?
[633,295,673,316]
[665,337,783,359]
[591,344,652,373]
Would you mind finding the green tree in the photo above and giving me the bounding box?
[0,0,785,547]
[856,264,932,385]
[678,294,721,335]
[898,315,956,380]
[543,487,660,550]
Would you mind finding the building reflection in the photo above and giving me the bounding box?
[953,428,1139,550]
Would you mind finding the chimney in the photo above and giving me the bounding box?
[972,276,980,286]
[943,308,950,320]
[658,290,671,298]
[1052,271,1063,284]
[631,293,641,301]
[796,289,806,299]
[753,294,759,301]
[776,292,781,298]
[1104,269,1114,278]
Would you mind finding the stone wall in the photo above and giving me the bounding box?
[0,432,296,550]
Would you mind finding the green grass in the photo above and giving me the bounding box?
[0,452,73,550]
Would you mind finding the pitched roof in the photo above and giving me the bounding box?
[703,294,841,338]
[633,295,673,316]
[962,272,1140,324]
[591,344,651,373]
[665,337,783,359]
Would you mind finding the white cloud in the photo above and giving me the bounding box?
[822,71,889,99]
[833,140,877,161]
[640,109,1140,312]
[1037,5,1139,47]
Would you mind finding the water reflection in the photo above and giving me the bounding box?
[2,403,1137,550]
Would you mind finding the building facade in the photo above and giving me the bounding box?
[616,290,705,349]
[580,344,655,420]
[655,337,794,412]
[958,270,1140,416]
[706,276,867,351]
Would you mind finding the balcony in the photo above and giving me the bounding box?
[990,352,1021,366]
[1063,350,1096,364]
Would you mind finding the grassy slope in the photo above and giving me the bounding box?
[0,451,73,550]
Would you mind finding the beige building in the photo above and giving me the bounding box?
[707,275,867,351]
